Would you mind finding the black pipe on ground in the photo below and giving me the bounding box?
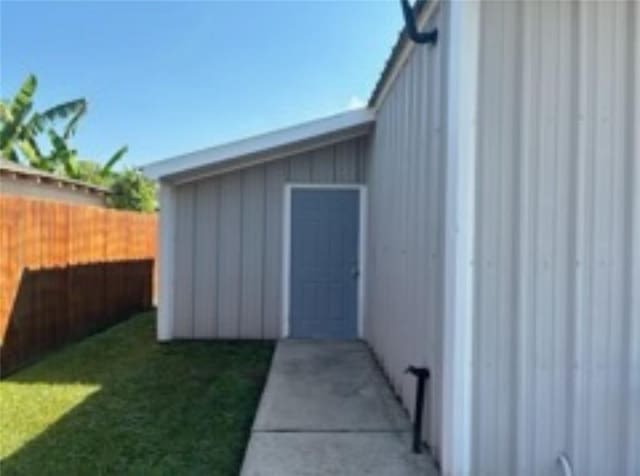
[405,365,430,454]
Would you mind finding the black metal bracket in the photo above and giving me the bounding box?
[405,365,430,453]
[400,0,438,45]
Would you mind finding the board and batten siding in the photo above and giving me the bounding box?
[472,2,639,475]
[171,138,367,340]
[365,7,447,461]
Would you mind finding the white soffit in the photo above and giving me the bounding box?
[143,109,375,183]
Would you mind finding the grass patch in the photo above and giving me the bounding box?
[0,311,274,475]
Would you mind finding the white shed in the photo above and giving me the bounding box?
[144,1,639,475]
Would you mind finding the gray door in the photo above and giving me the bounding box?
[289,189,359,339]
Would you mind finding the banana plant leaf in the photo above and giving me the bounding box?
[101,146,128,177]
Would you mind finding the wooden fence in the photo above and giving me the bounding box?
[0,196,157,376]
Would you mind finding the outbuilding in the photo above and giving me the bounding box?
[144,1,639,475]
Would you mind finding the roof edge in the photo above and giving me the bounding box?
[0,158,110,194]
[368,0,439,108]
[143,108,375,181]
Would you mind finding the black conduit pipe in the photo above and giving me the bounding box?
[405,365,430,453]
[400,0,438,45]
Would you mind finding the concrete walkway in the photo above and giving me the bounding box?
[241,340,437,476]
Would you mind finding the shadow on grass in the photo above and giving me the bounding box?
[1,313,274,475]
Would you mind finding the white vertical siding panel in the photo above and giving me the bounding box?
[626,3,639,474]
[193,180,218,337]
[497,3,520,472]
[396,63,409,396]
[411,32,432,446]
[217,174,242,338]
[310,148,335,182]
[410,45,425,409]
[399,62,411,399]
[550,2,573,467]
[262,159,287,338]
[383,80,398,380]
[570,2,593,472]
[388,62,402,388]
[588,6,615,474]
[474,2,501,471]
[431,10,446,453]
[399,50,413,409]
[475,1,523,471]
[535,2,559,470]
[514,2,538,472]
[357,138,368,183]
[474,1,638,475]
[173,185,195,337]
[288,154,312,182]
[408,38,423,433]
[335,141,358,183]
[157,184,177,341]
[605,4,629,474]
[240,166,265,338]
[578,3,600,469]
[412,44,426,409]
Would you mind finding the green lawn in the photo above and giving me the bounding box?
[0,311,274,475]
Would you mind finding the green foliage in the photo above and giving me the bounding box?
[73,160,111,186]
[0,74,87,167]
[102,146,128,178]
[108,168,157,213]
[0,74,157,214]
[1,74,132,200]
[0,74,38,163]
[47,129,79,176]
[31,98,87,138]
[56,159,159,215]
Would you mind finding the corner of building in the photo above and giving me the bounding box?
[441,0,481,474]
[157,181,176,341]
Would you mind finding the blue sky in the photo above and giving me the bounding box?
[1,1,402,168]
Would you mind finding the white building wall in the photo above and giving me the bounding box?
[365,7,448,460]
[472,2,639,475]
[169,138,367,340]
[154,3,638,474]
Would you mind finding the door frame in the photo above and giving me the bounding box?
[281,183,367,339]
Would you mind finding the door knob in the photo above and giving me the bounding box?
[351,264,360,279]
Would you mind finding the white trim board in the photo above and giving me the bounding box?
[281,183,367,339]
[157,183,177,341]
[441,1,480,475]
